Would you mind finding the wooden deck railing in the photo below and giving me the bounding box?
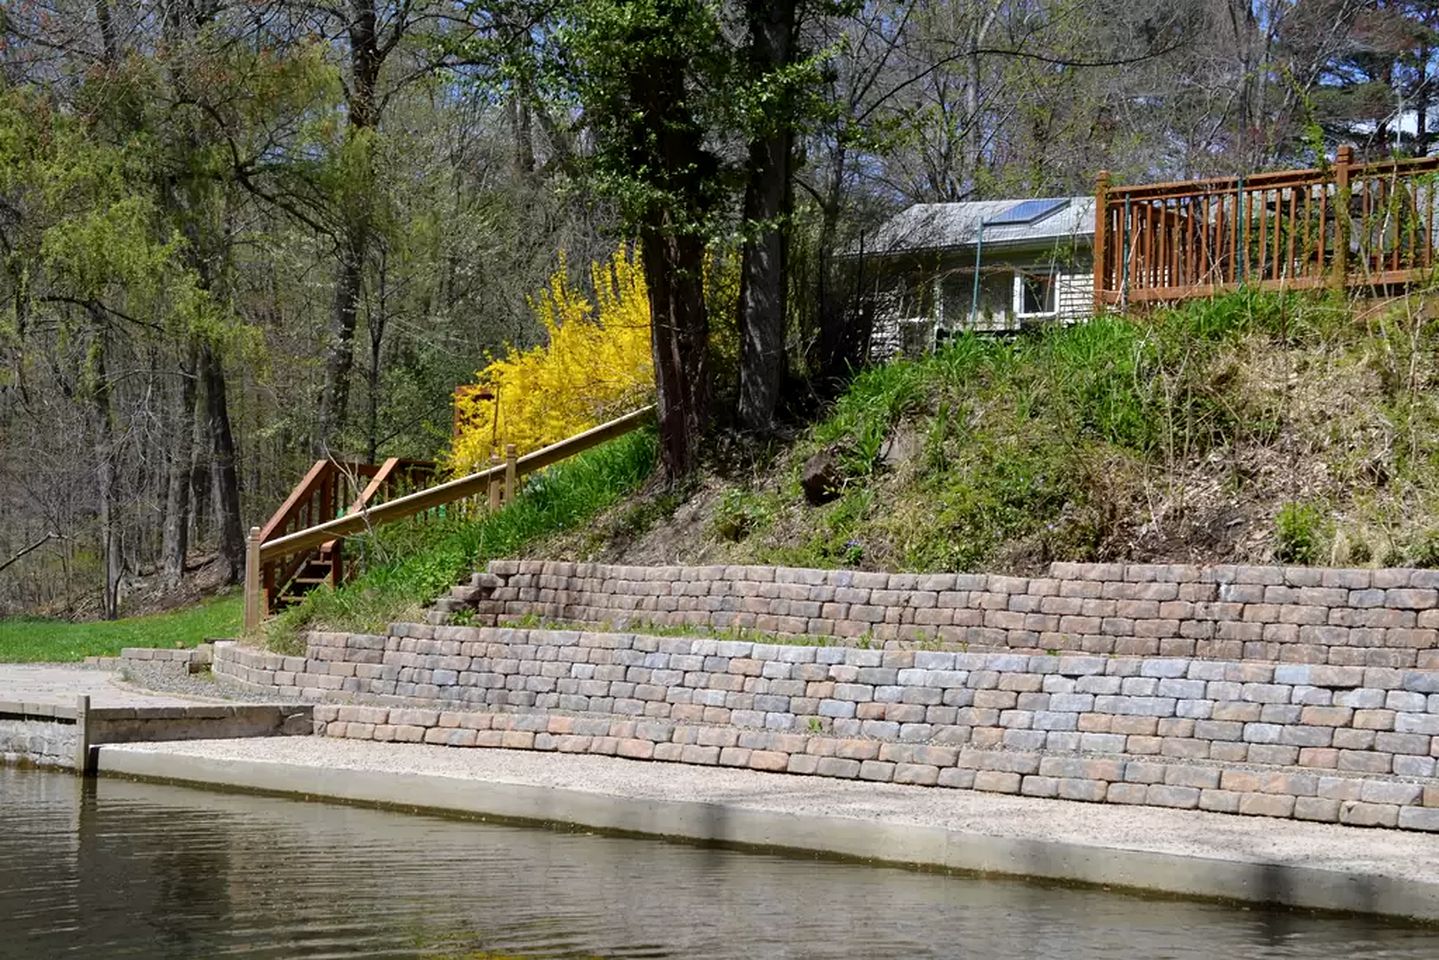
[1094,146,1439,308]
[242,404,656,631]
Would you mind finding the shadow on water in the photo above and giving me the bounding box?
[3,768,1438,960]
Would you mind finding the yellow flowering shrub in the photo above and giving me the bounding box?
[447,244,654,474]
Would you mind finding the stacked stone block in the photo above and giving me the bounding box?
[214,617,1439,832]
[308,700,1439,832]
[431,560,1439,669]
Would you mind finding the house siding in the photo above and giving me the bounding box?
[1056,268,1093,322]
[867,246,1094,360]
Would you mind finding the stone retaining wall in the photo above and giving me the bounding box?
[0,697,312,772]
[0,702,78,769]
[84,645,214,674]
[309,701,1439,831]
[213,622,1439,832]
[433,561,1439,669]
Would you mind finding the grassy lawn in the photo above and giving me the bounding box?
[0,593,242,663]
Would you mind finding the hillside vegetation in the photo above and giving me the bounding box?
[250,289,1439,651]
[563,291,1439,575]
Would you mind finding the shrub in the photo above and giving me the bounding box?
[448,244,653,473]
[1274,501,1330,565]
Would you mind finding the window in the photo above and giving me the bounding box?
[1016,270,1057,317]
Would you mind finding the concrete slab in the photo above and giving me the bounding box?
[99,737,1439,922]
[0,664,205,709]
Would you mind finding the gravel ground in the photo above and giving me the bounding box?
[112,661,302,704]
[104,736,1439,886]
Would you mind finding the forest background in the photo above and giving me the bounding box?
[1,0,1433,618]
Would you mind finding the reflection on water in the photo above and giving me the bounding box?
[1,766,1435,959]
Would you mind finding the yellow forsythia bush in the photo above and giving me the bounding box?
[447,244,654,474]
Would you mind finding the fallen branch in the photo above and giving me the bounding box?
[0,532,64,575]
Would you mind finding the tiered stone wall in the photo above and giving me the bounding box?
[213,617,1439,832]
[434,560,1439,669]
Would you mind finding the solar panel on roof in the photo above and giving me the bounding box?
[985,198,1069,226]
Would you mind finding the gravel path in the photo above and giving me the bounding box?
[113,661,302,704]
[104,736,1439,887]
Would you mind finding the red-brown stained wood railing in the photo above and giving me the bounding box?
[320,457,437,590]
[1094,149,1439,310]
[243,405,656,631]
[250,458,387,624]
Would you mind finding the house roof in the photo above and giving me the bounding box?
[859,195,1095,258]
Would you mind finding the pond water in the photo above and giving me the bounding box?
[2,766,1437,959]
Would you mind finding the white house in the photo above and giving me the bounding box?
[855,196,1096,358]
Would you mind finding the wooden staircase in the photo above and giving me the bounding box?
[255,457,436,614]
[244,405,656,631]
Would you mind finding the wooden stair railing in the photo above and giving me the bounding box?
[250,457,437,620]
[243,404,656,631]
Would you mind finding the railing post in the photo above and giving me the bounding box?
[488,451,502,511]
[504,443,518,503]
[1093,170,1110,314]
[1332,144,1354,296]
[243,525,262,633]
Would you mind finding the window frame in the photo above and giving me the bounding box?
[1013,267,1059,319]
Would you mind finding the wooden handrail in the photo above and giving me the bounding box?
[257,459,330,542]
[260,405,652,560]
[244,405,655,630]
[1104,155,1439,202]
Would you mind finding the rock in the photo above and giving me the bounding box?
[801,449,844,505]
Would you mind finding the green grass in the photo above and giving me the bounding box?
[0,593,242,663]
[712,289,1439,572]
[265,427,658,652]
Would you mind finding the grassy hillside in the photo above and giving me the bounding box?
[569,291,1439,574]
[0,593,241,663]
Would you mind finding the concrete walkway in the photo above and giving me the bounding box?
[0,663,211,708]
[99,736,1439,922]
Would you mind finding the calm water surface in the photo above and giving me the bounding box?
[2,766,1437,959]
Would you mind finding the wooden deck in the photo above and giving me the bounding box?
[1094,147,1439,308]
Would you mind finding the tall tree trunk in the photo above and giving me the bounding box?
[201,343,244,582]
[964,3,1002,196]
[815,145,851,382]
[85,320,122,620]
[318,235,365,452]
[161,342,199,584]
[642,227,709,479]
[189,375,210,548]
[626,9,716,480]
[316,0,382,454]
[737,0,797,434]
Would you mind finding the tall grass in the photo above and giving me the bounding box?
[265,428,657,651]
[750,290,1381,572]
